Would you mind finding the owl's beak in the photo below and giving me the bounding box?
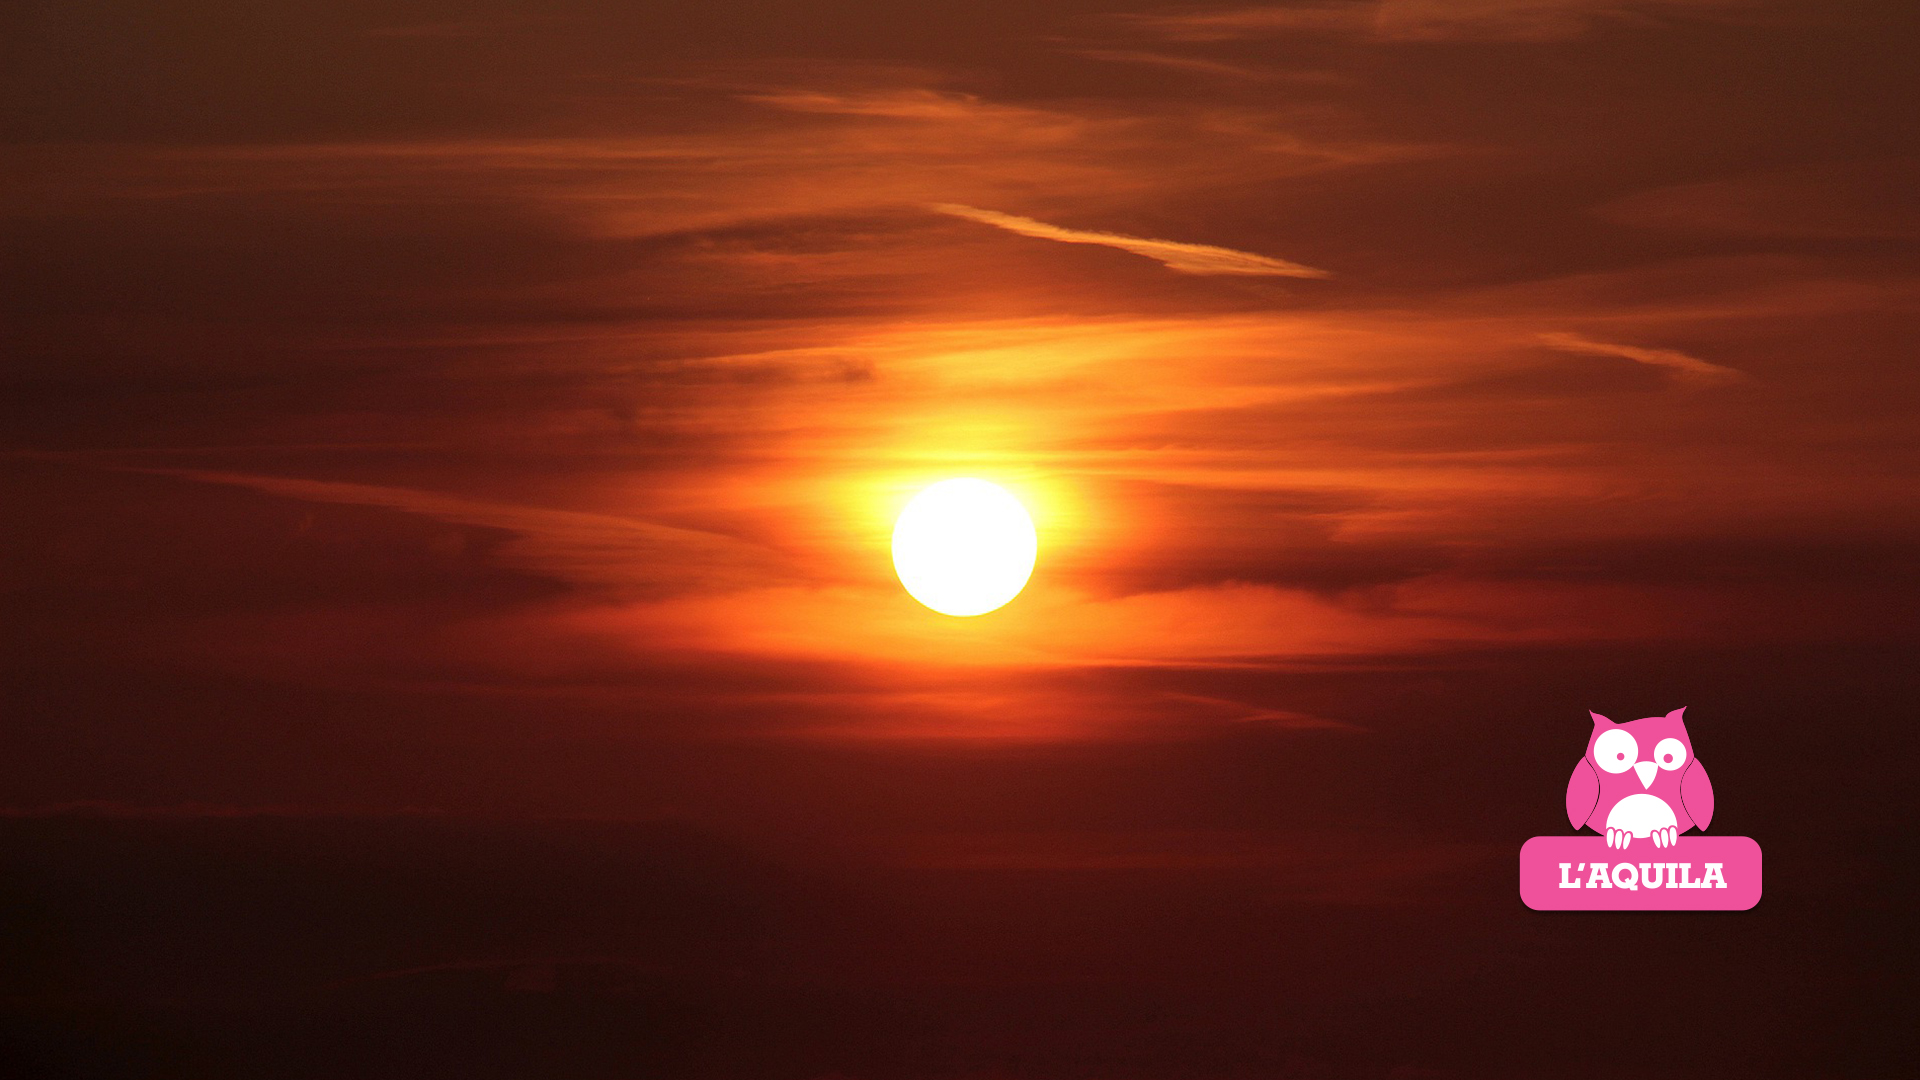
[1633,761,1657,789]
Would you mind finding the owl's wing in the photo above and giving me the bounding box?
[1565,758,1599,830]
[1680,760,1715,832]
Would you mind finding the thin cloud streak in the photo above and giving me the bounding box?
[1537,332,1743,383]
[931,203,1329,278]
[1126,0,1745,43]
[128,467,789,597]
[4,96,1409,251]
[1065,48,1283,82]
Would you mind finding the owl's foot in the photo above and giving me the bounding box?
[1606,827,1632,849]
[1648,826,1678,848]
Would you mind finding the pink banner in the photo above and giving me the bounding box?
[1519,835,1762,910]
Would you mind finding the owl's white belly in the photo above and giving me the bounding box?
[1605,793,1678,838]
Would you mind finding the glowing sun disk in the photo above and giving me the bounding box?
[892,478,1037,617]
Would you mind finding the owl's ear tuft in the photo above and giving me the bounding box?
[1665,707,1687,722]
[1589,711,1612,726]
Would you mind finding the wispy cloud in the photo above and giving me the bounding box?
[931,203,1329,278]
[1597,160,1920,240]
[738,88,1036,121]
[1124,2,1365,41]
[130,468,789,597]
[1128,0,1743,43]
[1537,331,1743,383]
[1065,48,1283,82]
[1160,693,1365,730]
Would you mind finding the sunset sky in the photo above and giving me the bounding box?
[2,1,1914,1076]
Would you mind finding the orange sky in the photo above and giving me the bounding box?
[10,2,1918,747]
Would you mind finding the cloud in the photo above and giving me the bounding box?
[128,467,790,597]
[738,87,1035,121]
[1159,693,1365,730]
[1536,331,1743,383]
[1123,2,1369,41]
[2,88,1400,256]
[931,203,1329,277]
[1596,160,1920,240]
[1127,0,1742,43]
[1064,48,1284,82]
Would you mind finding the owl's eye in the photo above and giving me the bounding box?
[1653,737,1688,771]
[1593,728,1637,774]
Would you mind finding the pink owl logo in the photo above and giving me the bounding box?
[1565,707,1713,849]
[1520,706,1762,911]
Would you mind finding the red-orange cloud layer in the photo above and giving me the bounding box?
[4,0,1916,748]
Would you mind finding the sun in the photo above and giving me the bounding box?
[892,478,1038,617]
